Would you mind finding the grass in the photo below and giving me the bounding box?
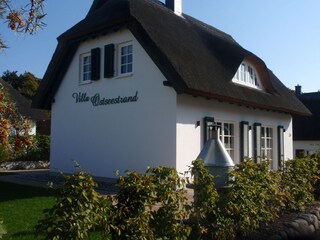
[0,181,56,240]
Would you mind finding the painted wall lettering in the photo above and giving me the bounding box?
[72,91,139,107]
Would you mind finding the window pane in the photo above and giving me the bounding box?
[121,65,126,74]
[127,63,132,73]
[128,45,133,53]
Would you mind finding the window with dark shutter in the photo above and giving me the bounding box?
[91,48,101,81]
[277,126,285,170]
[240,121,249,162]
[253,123,262,163]
[104,44,115,78]
[203,117,215,144]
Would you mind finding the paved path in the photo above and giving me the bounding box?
[0,169,119,195]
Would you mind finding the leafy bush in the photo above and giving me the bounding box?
[281,156,319,211]
[190,159,226,239]
[0,218,6,239]
[148,166,191,240]
[36,164,111,240]
[224,160,283,237]
[110,167,191,240]
[12,134,50,162]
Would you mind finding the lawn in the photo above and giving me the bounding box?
[0,181,56,240]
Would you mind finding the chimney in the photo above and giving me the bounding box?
[295,85,302,96]
[166,0,182,16]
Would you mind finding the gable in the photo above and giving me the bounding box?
[33,0,310,117]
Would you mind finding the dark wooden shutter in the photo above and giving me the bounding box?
[104,44,115,78]
[91,47,101,81]
[203,117,215,145]
[240,121,249,162]
[253,123,262,163]
[277,126,285,170]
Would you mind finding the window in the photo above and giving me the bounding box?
[217,122,235,160]
[119,43,133,75]
[232,61,262,90]
[203,118,235,160]
[261,126,273,161]
[79,47,101,83]
[80,53,91,83]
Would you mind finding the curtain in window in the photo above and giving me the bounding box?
[253,123,262,163]
[240,121,249,162]
[277,126,285,170]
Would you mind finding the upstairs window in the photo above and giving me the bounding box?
[232,61,262,90]
[80,53,91,83]
[119,42,133,75]
[79,47,101,84]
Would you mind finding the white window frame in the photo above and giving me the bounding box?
[118,42,133,76]
[79,52,92,84]
[216,121,235,160]
[232,61,263,90]
[261,126,273,161]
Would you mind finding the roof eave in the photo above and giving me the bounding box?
[183,88,312,116]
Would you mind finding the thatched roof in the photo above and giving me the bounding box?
[33,0,310,116]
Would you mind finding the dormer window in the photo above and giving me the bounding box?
[232,61,262,90]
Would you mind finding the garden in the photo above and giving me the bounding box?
[1,156,319,240]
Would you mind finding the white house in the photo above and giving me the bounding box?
[0,78,48,135]
[33,0,310,177]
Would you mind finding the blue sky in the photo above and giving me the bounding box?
[1,0,319,93]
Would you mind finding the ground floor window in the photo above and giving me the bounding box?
[261,126,273,161]
[216,122,235,160]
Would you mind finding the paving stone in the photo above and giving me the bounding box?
[299,214,317,225]
[268,234,282,240]
[285,228,299,239]
[294,218,310,235]
[309,210,320,223]
[279,230,288,240]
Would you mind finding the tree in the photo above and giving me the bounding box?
[0,0,46,49]
[1,70,40,100]
[0,84,32,161]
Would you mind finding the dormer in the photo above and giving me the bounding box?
[232,60,264,91]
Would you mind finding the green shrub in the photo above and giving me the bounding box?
[224,160,282,237]
[36,164,111,240]
[0,218,6,239]
[109,167,191,240]
[148,166,191,240]
[110,171,156,240]
[190,159,227,239]
[281,156,319,211]
[0,145,8,163]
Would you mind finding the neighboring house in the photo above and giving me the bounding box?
[0,78,49,135]
[33,0,310,178]
[293,85,320,157]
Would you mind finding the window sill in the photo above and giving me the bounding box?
[79,80,92,85]
[115,73,133,79]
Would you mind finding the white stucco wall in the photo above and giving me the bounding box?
[50,29,177,177]
[293,140,320,157]
[176,94,293,174]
